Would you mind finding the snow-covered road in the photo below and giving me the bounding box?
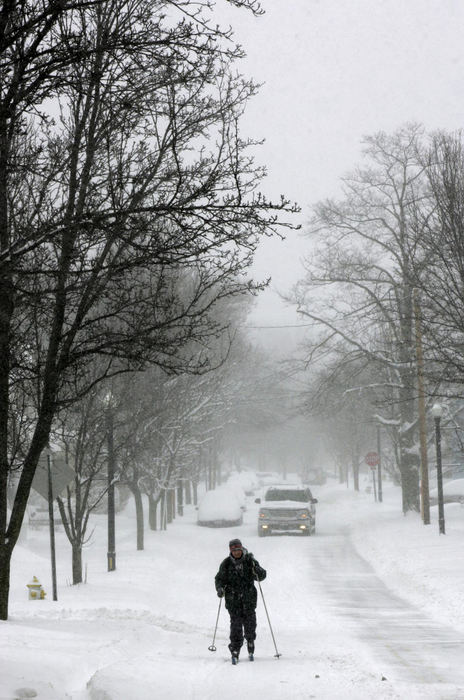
[309,532,464,687]
[4,479,464,699]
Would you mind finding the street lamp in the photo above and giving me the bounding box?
[432,403,445,535]
[105,392,116,570]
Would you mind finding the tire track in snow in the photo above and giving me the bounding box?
[309,532,464,689]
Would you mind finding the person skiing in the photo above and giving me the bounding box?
[215,538,267,663]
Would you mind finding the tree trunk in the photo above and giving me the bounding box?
[352,448,360,492]
[127,481,144,549]
[184,480,192,505]
[397,410,420,512]
[166,491,171,523]
[0,119,14,619]
[177,480,183,517]
[161,492,167,530]
[167,489,175,522]
[72,543,83,585]
[133,484,144,551]
[399,451,420,513]
[0,545,11,620]
[398,338,421,513]
[192,480,198,506]
[148,494,158,530]
[210,444,216,489]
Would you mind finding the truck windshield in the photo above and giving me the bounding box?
[265,489,309,502]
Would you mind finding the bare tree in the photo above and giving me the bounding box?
[0,0,297,619]
[413,131,464,392]
[290,125,431,513]
[54,391,109,584]
[299,350,400,489]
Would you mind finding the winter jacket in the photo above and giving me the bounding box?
[215,550,266,614]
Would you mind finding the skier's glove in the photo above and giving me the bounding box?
[217,587,224,598]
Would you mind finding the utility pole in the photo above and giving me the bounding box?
[47,453,58,601]
[413,288,430,525]
[377,424,383,503]
[371,466,377,502]
[106,396,116,571]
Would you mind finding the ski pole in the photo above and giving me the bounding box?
[253,562,281,658]
[208,596,222,651]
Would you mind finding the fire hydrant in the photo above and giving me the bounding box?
[27,576,46,600]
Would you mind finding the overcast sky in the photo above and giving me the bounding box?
[217,0,464,347]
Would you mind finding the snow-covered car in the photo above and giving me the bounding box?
[224,481,247,511]
[197,487,244,527]
[430,478,464,506]
[255,484,317,536]
[226,471,259,496]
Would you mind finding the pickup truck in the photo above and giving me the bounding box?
[256,484,317,537]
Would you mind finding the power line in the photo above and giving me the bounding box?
[244,323,312,329]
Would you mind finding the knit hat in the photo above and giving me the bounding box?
[229,538,243,552]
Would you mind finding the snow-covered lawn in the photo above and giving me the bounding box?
[2,476,464,699]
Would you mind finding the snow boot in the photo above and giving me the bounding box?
[247,642,254,661]
[231,650,239,665]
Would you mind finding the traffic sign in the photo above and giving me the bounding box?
[365,451,379,467]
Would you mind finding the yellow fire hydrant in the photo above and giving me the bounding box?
[27,576,46,600]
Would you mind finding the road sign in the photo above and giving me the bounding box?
[32,452,75,500]
[365,451,379,467]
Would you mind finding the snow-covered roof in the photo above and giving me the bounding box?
[259,500,311,510]
[265,483,303,490]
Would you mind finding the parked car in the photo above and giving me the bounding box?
[255,484,317,536]
[224,478,248,509]
[429,478,464,506]
[197,487,244,527]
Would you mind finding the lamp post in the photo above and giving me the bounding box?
[432,403,445,535]
[105,392,116,570]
